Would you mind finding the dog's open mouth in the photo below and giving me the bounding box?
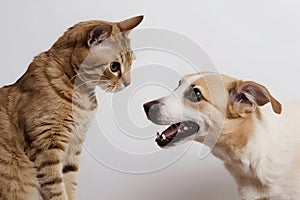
[155,121,199,147]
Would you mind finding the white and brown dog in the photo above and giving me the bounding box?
[143,72,300,200]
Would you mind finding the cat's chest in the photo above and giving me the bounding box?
[71,107,96,141]
[62,107,96,165]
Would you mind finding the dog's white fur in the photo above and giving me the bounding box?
[227,103,300,200]
[145,72,300,200]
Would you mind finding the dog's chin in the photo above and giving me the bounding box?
[155,121,199,148]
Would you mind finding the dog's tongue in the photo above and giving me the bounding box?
[162,123,181,137]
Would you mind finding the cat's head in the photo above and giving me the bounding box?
[51,15,144,93]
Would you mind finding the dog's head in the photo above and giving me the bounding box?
[143,72,282,151]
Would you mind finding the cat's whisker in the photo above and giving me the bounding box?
[70,72,82,83]
[73,79,99,89]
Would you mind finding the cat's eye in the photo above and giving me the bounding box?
[184,87,203,103]
[110,62,121,73]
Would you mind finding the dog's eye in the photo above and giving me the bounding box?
[185,87,203,103]
[193,88,203,102]
[110,62,121,73]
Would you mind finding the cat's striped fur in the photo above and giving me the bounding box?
[0,15,143,200]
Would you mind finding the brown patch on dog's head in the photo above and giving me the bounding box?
[181,73,282,153]
[225,79,281,152]
[216,80,282,154]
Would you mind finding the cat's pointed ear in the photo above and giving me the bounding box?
[118,15,144,32]
[87,25,112,47]
[229,81,282,116]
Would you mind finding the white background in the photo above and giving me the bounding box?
[1,1,300,200]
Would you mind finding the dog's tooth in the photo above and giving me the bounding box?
[184,127,188,131]
[162,134,166,140]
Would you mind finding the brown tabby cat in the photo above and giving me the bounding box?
[0,15,143,200]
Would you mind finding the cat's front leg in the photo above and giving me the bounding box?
[63,169,78,200]
[62,145,81,200]
[63,159,80,200]
[35,148,68,200]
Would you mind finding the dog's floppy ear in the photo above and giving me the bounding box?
[87,25,112,47]
[118,15,144,32]
[229,81,282,116]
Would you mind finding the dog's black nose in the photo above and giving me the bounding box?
[143,100,159,117]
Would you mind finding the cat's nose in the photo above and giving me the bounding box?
[123,81,130,87]
[121,76,130,87]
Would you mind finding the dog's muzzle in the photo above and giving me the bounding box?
[143,100,199,147]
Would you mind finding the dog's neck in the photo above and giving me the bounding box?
[212,106,288,199]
